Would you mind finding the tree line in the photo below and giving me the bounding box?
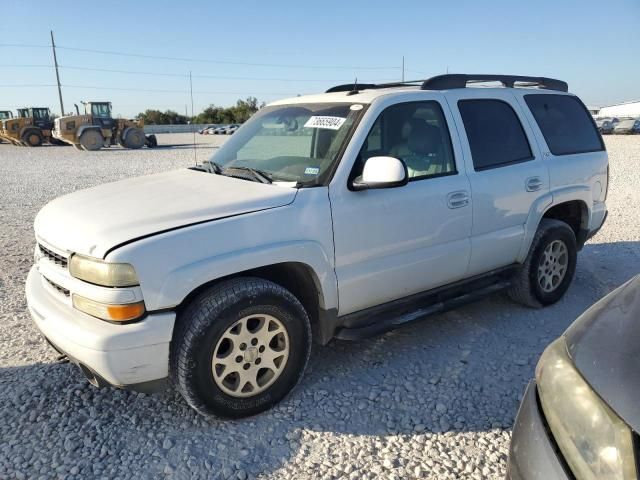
[137,97,265,125]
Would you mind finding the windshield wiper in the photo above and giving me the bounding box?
[223,166,273,184]
[202,160,224,174]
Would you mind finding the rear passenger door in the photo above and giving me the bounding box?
[446,90,549,276]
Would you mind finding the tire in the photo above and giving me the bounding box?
[123,128,145,149]
[22,129,43,147]
[79,129,104,151]
[171,277,312,419]
[145,134,158,148]
[508,218,577,308]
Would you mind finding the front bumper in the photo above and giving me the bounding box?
[507,380,570,480]
[26,266,175,391]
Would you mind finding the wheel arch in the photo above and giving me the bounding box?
[518,188,592,262]
[76,124,102,140]
[173,261,328,342]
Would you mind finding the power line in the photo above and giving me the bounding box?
[0,43,399,70]
[0,83,302,96]
[0,63,396,83]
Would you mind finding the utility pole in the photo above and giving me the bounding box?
[190,71,197,164]
[50,31,64,115]
[402,56,405,82]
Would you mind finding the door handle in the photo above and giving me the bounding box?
[447,191,470,209]
[525,176,543,192]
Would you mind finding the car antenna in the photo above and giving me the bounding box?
[347,77,359,96]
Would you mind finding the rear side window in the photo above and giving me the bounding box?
[524,94,604,156]
[458,99,533,171]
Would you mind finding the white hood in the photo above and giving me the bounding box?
[35,169,297,258]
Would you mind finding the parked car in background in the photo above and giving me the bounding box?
[508,275,640,480]
[198,125,215,134]
[595,118,614,134]
[225,124,240,135]
[613,118,640,134]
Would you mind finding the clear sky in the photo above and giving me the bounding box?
[2,0,638,117]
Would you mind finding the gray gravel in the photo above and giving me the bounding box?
[0,134,638,479]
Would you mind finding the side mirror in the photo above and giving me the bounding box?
[352,156,408,191]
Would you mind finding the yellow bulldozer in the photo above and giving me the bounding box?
[53,101,157,151]
[0,107,61,146]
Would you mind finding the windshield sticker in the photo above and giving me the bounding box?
[304,167,320,175]
[350,104,363,111]
[304,116,346,130]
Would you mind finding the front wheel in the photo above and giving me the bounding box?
[508,218,577,307]
[171,277,312,418]
[22,129,43,147]
[123,128,145,149]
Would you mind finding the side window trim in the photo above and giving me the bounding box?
[350,99,459,185]
[457,98,535,172]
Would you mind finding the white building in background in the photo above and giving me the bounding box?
[596,100,640,119]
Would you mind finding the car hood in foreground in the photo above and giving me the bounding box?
[35,169,297,258]
[565,275,640,431]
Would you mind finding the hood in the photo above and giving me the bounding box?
[35,169,297,258]
[565,275,640,432]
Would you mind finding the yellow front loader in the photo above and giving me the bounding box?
[53,102,157,151]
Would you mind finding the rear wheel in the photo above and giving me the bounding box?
[123,128,145,149]
[79,129,104,151]
[22,129,43,147]
[171,277,312,418]
[508,218,577,307]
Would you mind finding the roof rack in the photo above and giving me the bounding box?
[325,74,568,94]
[325,80,423,93]
[421,74,568,92]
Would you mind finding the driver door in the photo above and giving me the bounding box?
[329,97,473,316]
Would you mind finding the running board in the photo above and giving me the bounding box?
[334,276,513,341]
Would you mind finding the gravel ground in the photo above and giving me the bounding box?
[0,134,638,480]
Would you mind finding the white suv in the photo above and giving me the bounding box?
[26,74,608,418]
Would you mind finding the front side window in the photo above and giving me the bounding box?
[356,101,456,181]
[210,103,363,185]
[458,99,533,171]
[525,94,604,156]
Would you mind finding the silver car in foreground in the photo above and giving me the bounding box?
[508,274,640,479]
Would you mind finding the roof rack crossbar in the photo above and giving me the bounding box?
[420,74,568,92]
[325,80,424,93]
[325,74,568,94]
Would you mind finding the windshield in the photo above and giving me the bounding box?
[0,111,11,120]
[208,103,364,185]
[91,103,111,118]
[32,108,49,120]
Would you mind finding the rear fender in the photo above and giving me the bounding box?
[517,186,592,262]
[76,125,102,140]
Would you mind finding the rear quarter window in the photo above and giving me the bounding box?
[524,94,604,156]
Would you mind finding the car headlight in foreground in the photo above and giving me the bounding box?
[69,254,139,287]
[536,337,637,480]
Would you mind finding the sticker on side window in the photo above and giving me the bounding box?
[304,116,346,130]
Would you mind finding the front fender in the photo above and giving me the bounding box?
[157,240,337,311]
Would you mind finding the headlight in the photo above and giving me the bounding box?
[72,294,145,322]
[69,254,139,287]
[536,338,637,480]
